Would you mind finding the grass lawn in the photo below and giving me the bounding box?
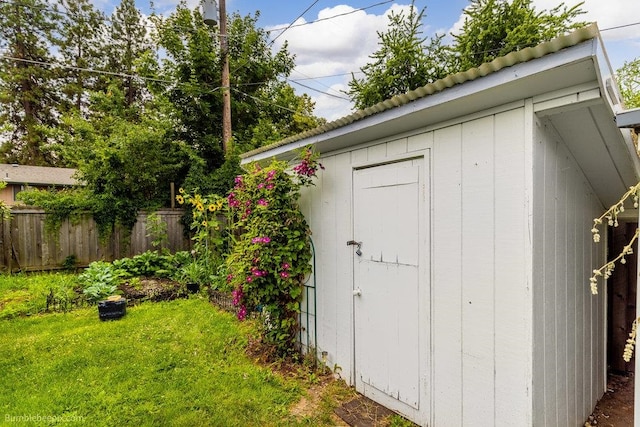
[0,273,80,319]
[0,297,349,426]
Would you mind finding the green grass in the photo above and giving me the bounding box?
[0,298,324,426]
[0,273,80,319]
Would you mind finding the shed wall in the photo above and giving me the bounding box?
[299,105,534,425]
[531,116,606,426]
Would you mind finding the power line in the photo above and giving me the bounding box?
[290,71,363,81]
[289,68,351,99]
[0,54,174,84]
[267,0,395,34]
[288,79,351,101]
[600,22,640,32]
[231,87,305,115]
[269,0,320,45]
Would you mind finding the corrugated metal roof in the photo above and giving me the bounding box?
[0,164,79,186]
[241,24,600,160]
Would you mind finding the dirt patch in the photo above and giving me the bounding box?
[587,373,634,427]
[118,278,185,303]
[334,395,397,426]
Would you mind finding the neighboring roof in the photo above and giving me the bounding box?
[242,24,602,162]
[0,164,78,186]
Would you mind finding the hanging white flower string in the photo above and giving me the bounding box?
[588,229,638,295]
[590,182,640,361]
[591,182,640,244]
[623,317,639,362]
[589,182,640,295]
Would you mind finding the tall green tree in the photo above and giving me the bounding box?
[452,0,585,71]
[153,4,322,194]
[0,0,61,165]
[348,2,450,110]
[104,0,152,107]
[55,0,106,114]
[617,58,640,109]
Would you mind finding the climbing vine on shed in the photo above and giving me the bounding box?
[224,147,323,356]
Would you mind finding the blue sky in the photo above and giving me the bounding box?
[96,0,640,119]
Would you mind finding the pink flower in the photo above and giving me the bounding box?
[232,285,243,306]
[258,183,264,189]
[257,199,268,207]
[280,271,289,278]
[281,262,290,270]
[266,184,274,190]
[266,170,276,181]
[246,276,253,283]
[237,305,247,320]
[251,236,271,244]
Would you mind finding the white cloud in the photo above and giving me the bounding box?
[269,3,415,120]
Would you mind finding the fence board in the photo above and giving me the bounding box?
[0,208,190,272]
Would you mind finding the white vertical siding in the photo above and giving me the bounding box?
[461,116,496,425]
[494,109,533,425]
[299,152,354,380]
[531,117,606,426]
[432,108,532,426]
[432,124,464,426]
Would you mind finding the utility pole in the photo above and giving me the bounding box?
[203,0,232,155]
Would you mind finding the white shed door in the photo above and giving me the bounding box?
[353,159,422,410]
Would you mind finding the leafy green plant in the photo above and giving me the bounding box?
[176,261,209,287]
[145,211,169,253]
[111,250,176,278]
[224,147,322,356]
[62,254,78,271]
[78,261,125,303]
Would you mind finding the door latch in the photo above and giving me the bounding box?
[347,240,362,256]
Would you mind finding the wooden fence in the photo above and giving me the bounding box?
[0,207,191,272]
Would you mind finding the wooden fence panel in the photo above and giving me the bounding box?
[0,208,190,272]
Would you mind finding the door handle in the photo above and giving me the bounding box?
[347,240,362,256]
[353,288,362,297]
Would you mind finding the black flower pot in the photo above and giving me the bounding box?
[98,296,127,320]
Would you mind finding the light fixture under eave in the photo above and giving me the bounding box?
[202,0,218,28]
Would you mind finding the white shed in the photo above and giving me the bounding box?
[242,24,640,426]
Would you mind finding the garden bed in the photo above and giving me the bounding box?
[118,278,185,303]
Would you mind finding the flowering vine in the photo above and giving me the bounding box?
[224,147,322,355]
